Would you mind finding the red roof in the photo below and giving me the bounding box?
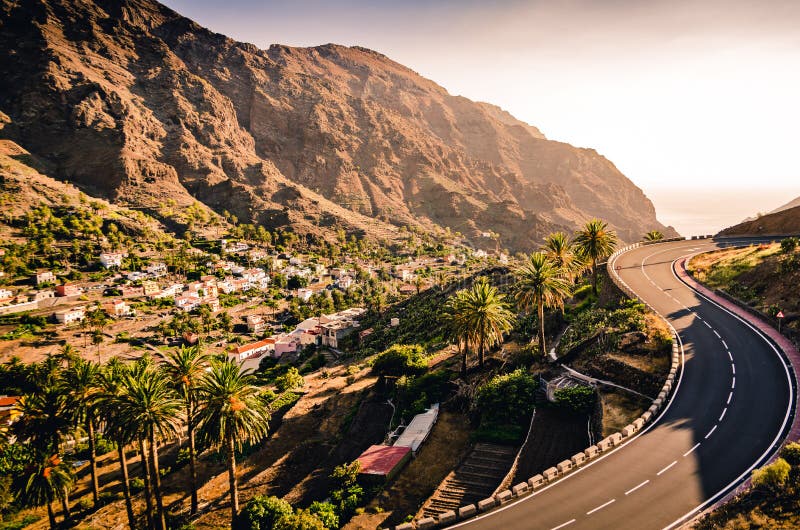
[356,445,411,476]
[235,338,276,355]
[0,396,20,407]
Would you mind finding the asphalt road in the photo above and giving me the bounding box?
[452,237,795,530]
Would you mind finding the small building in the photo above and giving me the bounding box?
[232,338,276,362]
[56,284,81,297]
[337,276,354,290]
[34,271,56,285]
[0,395,22,429]
[175,295,201,312]
[99,252,126,269]
[246,315,267,334]
[390,317,400,327]
[274,334,301,356]
[145,262,168,277]
[356,445,412,482]
[142,280,161,296]
[398,284,417,295]
[296,288,313,302]
[321,319,358,349]
[393,404,439,454]
[31,290,55,301]
[0,289,13,304]
[102,299,132,317]
[54,305,85,324]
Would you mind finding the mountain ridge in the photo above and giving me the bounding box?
[0,0,676,250]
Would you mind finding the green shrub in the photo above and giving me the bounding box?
[781,442,800,466]
[308,501,339,529]
[476,369,537,425]
[781,237,798,254]
[371,344,427,378]
[175,447,191,468]
[235,495,293,530]
[129,477,145,493]
[275,367,304,392]
[329,461,364,519]
[752,458,790,491]
[553,385,596,413]
[274,510,325,530]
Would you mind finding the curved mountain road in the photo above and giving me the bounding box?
[451,237,795,530]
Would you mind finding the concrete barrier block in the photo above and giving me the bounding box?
[597,438,612,451]
[458,505,477,519]
[528,474,545,489]
[584,445,599,458]
[609,433,623,446]
[622,424,636,437]
[477,497,496,512]
[437,511,457,525]
[416,517,436,530]
[664,381,673,393]
[571,453,586,466]
[395,524,413,530]
[495,489,513,505]
[658,391,667,401]
[512,482,529,497]
[556,460,573,473]
[641,411,652,423]
[634,418,645,430]
[653,398,663,409]
[543,467,558,481]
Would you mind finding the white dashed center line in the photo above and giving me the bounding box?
[719,408,727,421]
[732,377,736,389]
[683,443,701,457]
[732,364,736,375]
[704,322,712,329]
[587,499,616,515]
[722,340,728,349]
[713,330,721,338]
[728,351,733,361]
[551,519,576,530]
[625,480,650,495]
[657,461,678,475]
[705,425,717,439]
[727,391,733,404]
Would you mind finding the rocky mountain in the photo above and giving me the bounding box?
[0,0,675,251]
[719,204,800,237]
[771,195,800,215]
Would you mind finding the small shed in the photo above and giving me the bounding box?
[356,445,412,482]
[393,403,439,453]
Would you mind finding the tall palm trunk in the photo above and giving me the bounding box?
[60,489,71,522]
[460,342,468,381]
[117,442,136,529]
[148,430,167,530]
[227,433,239,521]
[478,336,486,368]
[538,302,546,356]
[187,400,199,514]
[47,501,56,529]
[591,257,598,296]
[139,438,154,530]
[86,415,100,504]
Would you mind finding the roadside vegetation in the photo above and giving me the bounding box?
[688,240,799,343]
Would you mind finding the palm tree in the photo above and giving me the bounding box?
[643,230,664,242]
[196,359,271,525]
[160,345,210,515]
[21,453,74,529]
[97,360,137,529]
[62,358,102,506]
[573,219,619,296]
[117,366,183,530]
[542,232,584,282]
[443,289,471,379]
[513,252,572,356]
[448,277,514,369]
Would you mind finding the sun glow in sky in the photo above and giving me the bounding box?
[163,0,800,234]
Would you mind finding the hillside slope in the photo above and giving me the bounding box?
[0,0,675,250]
[719,205,800,237]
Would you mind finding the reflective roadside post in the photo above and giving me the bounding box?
[777,310,785,334]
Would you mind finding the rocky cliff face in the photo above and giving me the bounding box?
[719,205,800,237]
[0,0,675,250]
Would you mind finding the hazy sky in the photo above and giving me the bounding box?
[162,0,800,233]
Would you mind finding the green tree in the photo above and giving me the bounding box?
[752,458,791,491]
[160,345,210,515]
[451,277,514,369]
[643,230,664,242]
[275,367,305,392]
[117,366,182,530]
[62,358,102,506]
[573,219,618,296]
[542,231,584,282]
[371,344,428,379]
[513,253,572,355]
[235,495,293,530]
[20,453,74,529]
[196,360,271,525]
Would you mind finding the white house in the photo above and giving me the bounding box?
[54,306,86,324]
[175,295,201,312]
[232,337,276,362]
[337,276,354,290]
[34,271,55,285]
[0,289,13,304]
[145,262,168,277]
[99,252,126,269]
[246,314,267,334]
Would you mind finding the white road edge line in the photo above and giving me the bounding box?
[657,461,678,475]
[705,425,717,439]
[719,408,727,421]
[626,480,650,495]
[586,499,616,515]
[550,519,576,530]
[683,443,701,457]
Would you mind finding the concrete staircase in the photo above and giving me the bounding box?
[419,443,517,518]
